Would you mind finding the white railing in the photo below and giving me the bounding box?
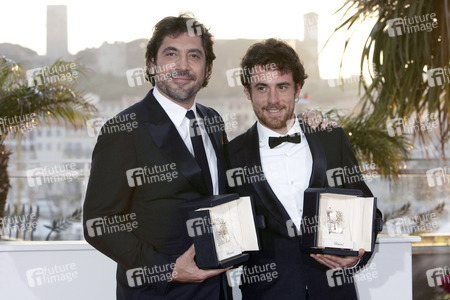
[0,236,421,300]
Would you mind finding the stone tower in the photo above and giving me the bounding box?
[46,5,68,58]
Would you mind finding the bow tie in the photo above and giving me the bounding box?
[268,133,301,149]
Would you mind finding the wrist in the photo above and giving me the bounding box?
[344,258,361,271]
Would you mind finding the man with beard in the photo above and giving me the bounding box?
[83,14,231,299]
[226,39,382,299]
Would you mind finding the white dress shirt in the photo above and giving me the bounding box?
[257,118,313,230]
[153,87,219,195]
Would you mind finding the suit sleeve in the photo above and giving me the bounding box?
[338,128,383,270]
[83,124,175,295]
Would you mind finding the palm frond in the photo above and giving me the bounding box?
[0,57,97,140]
[44,208,82,241]
[326,109,410,178]
[331,0,449,160]
[0,57,97,221]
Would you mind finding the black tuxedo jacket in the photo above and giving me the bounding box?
[226,121,382,300]
[83,89,230,300]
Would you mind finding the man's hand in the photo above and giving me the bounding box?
[171,244,232,283]
[310,249,364,269]
[299,110,338,130]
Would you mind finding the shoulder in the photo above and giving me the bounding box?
[116,98,149,120]
[95,99,149,144]
[306,125,347,140]
[227,126,254,154]
[197,103,222,120]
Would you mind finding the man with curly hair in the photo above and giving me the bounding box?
[226,38,382,299]
[84,14,231,299]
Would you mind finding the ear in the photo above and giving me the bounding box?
[148,58,156,75]
[295,84,302,99]
[244,87,252,101]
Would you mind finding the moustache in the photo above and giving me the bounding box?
[265,106,285,111]
[167,70,196,80]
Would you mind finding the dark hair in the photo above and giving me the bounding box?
[240,38,308,89]
[145,13,215,87]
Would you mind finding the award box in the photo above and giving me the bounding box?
[183,194,260,269]
[301,188,377,256]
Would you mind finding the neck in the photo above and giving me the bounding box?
[261,115,296,135]
[155,86,196,110]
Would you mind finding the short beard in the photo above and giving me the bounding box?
[157,80,197,103]
[154,70,204,103]
[253,104,295,132]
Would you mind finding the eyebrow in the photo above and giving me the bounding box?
[187,48,204,56]
[161,46,204,55]
[253,81,292,88]
[161,46,178,53]
[254,82,268,88]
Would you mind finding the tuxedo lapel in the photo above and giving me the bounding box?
[244,123,292,226]
[196,104,227,194]
[299,120,327,187]
[142,90,209,195]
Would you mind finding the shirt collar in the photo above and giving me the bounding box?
[257,116,304,148]
[153,87,196,127]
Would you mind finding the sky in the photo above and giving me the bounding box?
[0,0,377,78]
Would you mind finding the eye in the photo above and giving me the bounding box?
[256,86,267,92]
[166,52,176,57]
[189,53,201,59]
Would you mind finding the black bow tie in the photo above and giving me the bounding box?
[268,133,301,149]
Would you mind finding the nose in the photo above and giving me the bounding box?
[267,88,279,104]
[177,53,190,71]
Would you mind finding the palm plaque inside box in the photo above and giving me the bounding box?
[301,188,377,256]
[183,194,260,269]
